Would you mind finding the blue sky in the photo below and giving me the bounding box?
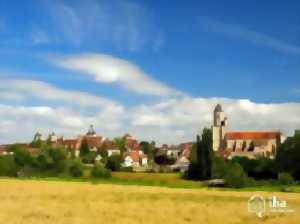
[0,0,300,144]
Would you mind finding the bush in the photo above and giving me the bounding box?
[91,162,111,178]
[14,148,35,167]
[183,163,200,180]
[278,172,294,185]
[106,155,122,171]
[224,163,248,188]
[82,152,97,164]
[120,166,133,172]
[211,156,227,179]
[232,156,277,179]
[0,155,20,177]
[69,159,83,177]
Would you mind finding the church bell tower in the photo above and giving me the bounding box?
[212,104,228,151]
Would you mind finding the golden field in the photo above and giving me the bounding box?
[0,178,299,224]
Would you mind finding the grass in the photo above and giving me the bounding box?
[2,171,300,192]
[0,178,299,224]
[111,172,202,188]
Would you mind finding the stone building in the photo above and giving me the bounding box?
[212,104,281,159]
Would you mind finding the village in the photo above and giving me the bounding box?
[0,104,287,173]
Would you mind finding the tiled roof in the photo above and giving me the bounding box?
[102,140,117,149]
[225,131,281,140]
[130,150,139,162]
[84,136,103,148]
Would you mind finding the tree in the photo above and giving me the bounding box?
[30,139,42,148]
[224,163,247,188]
[278,172,294,185]
[69,159,83,177]
[106,155,122,171]
[113,137,126,156]
[0,155,20,177]
[14,148,34,167]
[185,128,213,180]
[232,156,277,179]
[91,162,111,178]
[185,135,201,180]
[201,128,213,179]
[30,133,42,148]
[82,151,97,164]
[154,154,175,165]
[189,143,197,164]
[80,139,90,157]
[97,148,108,164]
[275,131,300,180]
[140,141,154,160]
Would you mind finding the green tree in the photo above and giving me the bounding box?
[69,158,83,177]
[278,172,294,185]
[201,128,213,179]
[14,148,34,167]
[98,148,108,164]
[106,155,122,171]
[113,137,126,155]
[185,128,213,180]
[80,139,90,157]
[275,130,300,180]
[91,162,111,178]
[30,133,43,148]
[46,135,52,146]
[185,135,204,180]
[140,141,154,160]
[224,162,248,188]
[0,155,20,177]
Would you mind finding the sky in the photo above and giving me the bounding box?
[0,0,300,145]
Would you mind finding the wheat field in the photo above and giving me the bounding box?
[0,179,299,224]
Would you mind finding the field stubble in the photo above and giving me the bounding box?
[0,178,299,224]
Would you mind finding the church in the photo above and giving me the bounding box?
[212,104,281,159]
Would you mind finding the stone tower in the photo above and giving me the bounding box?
[212,104,228,151]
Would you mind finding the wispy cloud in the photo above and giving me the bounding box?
[0,79,121,109]
[30,28,51,45]
[53,53,181,97]
[200,18,300,56]
[38,0,164,51]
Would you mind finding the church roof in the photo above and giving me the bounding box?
[225,131,281,140]
[214,104,223,112]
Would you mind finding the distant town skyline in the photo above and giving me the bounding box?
[0,0,300,144]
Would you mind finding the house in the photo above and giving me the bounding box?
[123,150,148,167]
[171,156,190,173]
[166,145,181,158]
[123,155,134,167]
[0,145,8,155]
[102,140,120,157]
[124,134,139,151]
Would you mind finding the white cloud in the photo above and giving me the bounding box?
[54,53,181,96]
[0,79,299,145]
[0,95,300,145]
[126,97,300,144]
[200,18,300,56]
[0,79,121,109]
